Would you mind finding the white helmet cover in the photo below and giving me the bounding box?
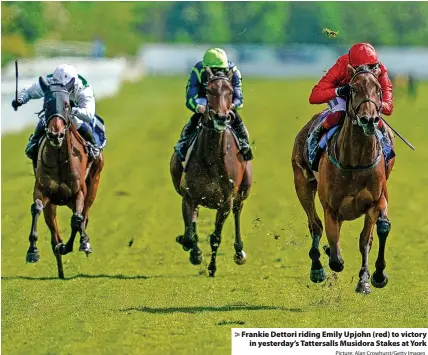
[52,64,78,86]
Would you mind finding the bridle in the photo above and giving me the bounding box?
[42,85,72,147]
[327,68,384,171]
[202,72,234,131]
[347,69,383,127]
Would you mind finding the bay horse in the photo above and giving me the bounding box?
[26,77,104,279]
[170,68,252,277]
[292,65,395,294]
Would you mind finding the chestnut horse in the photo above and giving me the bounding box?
[26,77,104,279]
[292,65,395,294]
[170,68,252,277]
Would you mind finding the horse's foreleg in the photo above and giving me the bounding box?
[232,197,247,266]
[372,193,390,288]
[179,196,202,266]
[292,161,325,282]
[44,203,65,279]
[356,213,376,294]
[324,207,344,273]
[26,187,46,263]
[208,200,232,277]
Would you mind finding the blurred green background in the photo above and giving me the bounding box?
[2,1,428,66]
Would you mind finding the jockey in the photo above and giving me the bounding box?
[174,47,253,162]
[12,64,101,161]
[307,42,394,165]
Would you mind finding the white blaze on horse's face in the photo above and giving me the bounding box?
[46,125,66,148]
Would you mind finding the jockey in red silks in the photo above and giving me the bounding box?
[307,42,394,163]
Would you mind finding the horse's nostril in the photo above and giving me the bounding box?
[360,117,369,125]
[374,116,380,124]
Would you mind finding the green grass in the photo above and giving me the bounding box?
[2,77,428,355]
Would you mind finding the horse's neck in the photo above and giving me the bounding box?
[336,116,378,167]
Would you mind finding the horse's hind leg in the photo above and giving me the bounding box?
[208,200,233,277]
[65,190,87,255]
[371,193,391,288]
[44,203,65,279]
[292,161,325,283]
[232,197,247,266]
[356,213,375,294]
[80,157,104,254]
[232,163,252,266]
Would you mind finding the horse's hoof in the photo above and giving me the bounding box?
[310,268,326,283]
[355,281,371,294]
[329,260,344,272]
[371,272,388,288]
[208,271,215,277]
[26,250,40,263]
[176,235,191,251]
[54,243,66,255]
[79,242,92,254]
[189,248,203,265]
[234,251,247,265]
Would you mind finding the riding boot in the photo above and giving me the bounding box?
[25,120,46,161]
[307,122,327,170]
[175,113,201,162]
[77,122,100,161]
[231,112,253,161]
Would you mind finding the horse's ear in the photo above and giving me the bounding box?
[227,69,234,81]
[39,76,48,93]
[347,64,356,78]
[205,66,214,79]
[65,77,75,92]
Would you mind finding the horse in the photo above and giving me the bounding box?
[26,76,105,279]
[170,67,252,277]
[292,64,395,294]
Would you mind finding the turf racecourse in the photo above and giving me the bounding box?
[2,77,427,355]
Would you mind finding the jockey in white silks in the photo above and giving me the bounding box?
[12,64,101,161]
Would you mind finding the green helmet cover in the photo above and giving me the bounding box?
[203,48,228,68]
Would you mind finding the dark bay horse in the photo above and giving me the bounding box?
[26,77,104,279]
[292,65,395,294]
[170,68,252,277]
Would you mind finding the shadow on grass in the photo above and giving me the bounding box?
[1,273,152,281]
[121,304,303,314]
